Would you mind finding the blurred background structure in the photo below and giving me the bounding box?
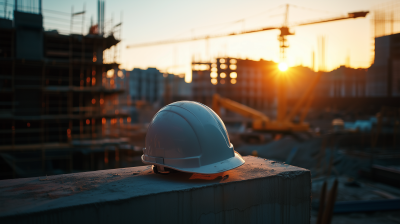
[0,0,400,222]
[0,0,195,179]
[0,0,131,179]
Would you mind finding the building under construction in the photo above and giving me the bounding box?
[192,55,400,120]
[366,1,400,97]
[192,58,277,116]
[0,1,132,179]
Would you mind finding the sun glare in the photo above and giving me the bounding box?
[278,62,288,72]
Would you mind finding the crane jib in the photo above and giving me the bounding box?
[126,11,369,49]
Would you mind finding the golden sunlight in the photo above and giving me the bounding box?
[278,62,288,72]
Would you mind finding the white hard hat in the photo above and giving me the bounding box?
[141,101,245,174]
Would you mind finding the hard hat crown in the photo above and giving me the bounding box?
[142,101,244,174]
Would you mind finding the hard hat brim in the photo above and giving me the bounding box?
[142,151,245,174]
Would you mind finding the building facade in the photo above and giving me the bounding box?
[192,57,373,117]
[367,33,400,97]
[317,66,367,98]
[122,68,191,105]
[116,68,191,123]
[192,58,278,113]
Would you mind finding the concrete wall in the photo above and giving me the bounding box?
[0,156,310,224]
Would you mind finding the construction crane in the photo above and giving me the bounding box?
[126,5,369,134]
[127,5,368,64]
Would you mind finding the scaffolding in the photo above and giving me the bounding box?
[373,1,400,38]
[0,0,133,179]
[367,1,400,98]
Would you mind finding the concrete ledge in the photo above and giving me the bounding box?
[0,156,311,224]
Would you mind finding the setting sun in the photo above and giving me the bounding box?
[278,62,288,72]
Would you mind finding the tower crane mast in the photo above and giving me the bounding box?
[278,4,294,63]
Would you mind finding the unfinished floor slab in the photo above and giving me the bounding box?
[0,156,311,224]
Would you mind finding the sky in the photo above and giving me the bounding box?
[37,0,396,82]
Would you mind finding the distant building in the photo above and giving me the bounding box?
[192,57,374,115]
[367,32,400,97]
[317,66,367,97]
[192,58,277,113]
[168,74,192,102]
[117,68,191,123]
[126,68,165,104]
[122,68,191,104]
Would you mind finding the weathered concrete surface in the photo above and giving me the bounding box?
[0,156,311,224]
